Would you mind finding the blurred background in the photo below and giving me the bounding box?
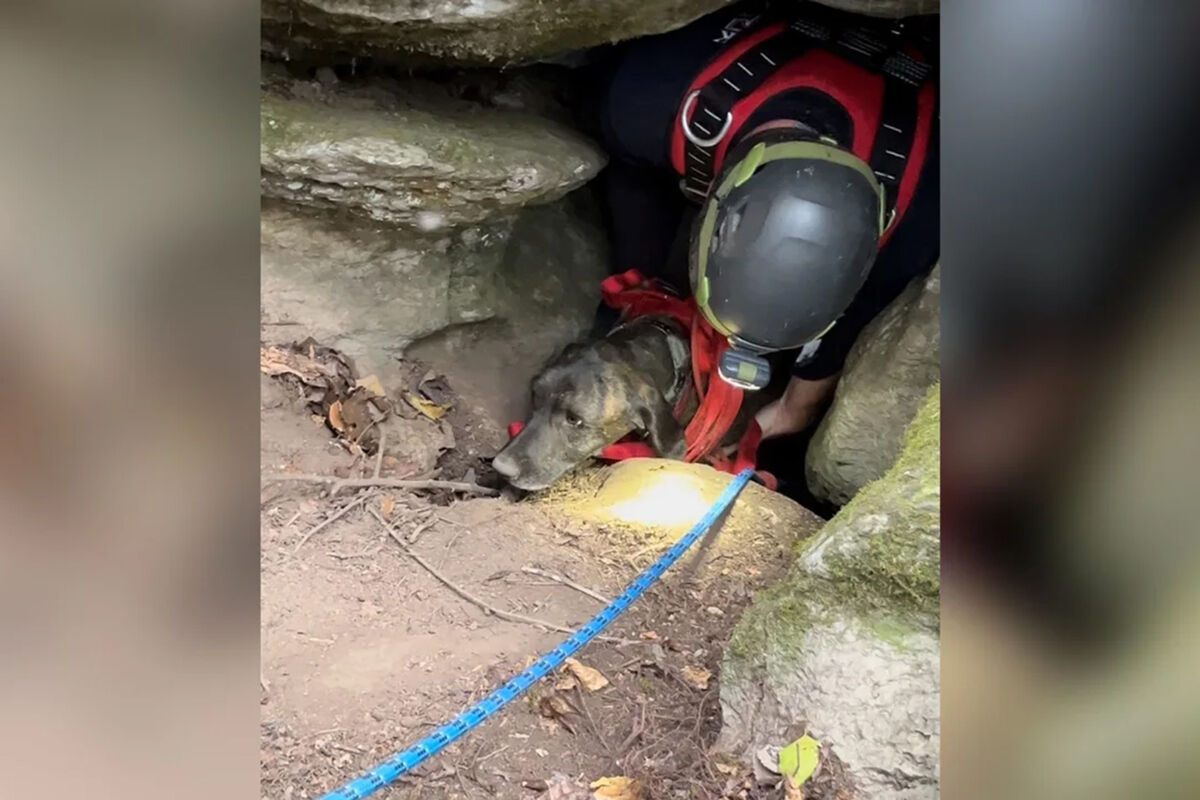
[0,0,1196,797]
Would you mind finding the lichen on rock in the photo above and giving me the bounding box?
[719,386,941,797]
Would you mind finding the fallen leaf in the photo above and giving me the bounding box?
[328,400,345,432]
[639,631,660,641]
[404,391,450,420]
[779,734,820,787]
[355,374,387,397]
[380,495,396,519]
[754,745,782,785]
[535,774,590,800]
[564,658,609,692]
[590,776,643,800]
[260,345,326,384]
[680,665,712,690]
[555,675,579,692]
[714,760,741,776]
[539,694,576,719]
[784,779,804,800]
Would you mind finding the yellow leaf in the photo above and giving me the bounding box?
[380,495,396,519]
[355,374,387,397]
[590,776,642,799]
[328,400,345,432]
[680,665,711,690]
[404,391,450,420]
[564,658,609,692]
[779,734,820,787]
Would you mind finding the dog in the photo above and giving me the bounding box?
[492,315,782,491]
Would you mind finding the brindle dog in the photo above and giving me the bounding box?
[492,316,781,491]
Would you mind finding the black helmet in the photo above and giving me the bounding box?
[689,128,886,385]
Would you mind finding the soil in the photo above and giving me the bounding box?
[261,332,838,800]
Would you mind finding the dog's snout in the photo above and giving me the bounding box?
[491,451,519,479]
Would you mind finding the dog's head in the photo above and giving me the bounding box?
[492,329,686,491]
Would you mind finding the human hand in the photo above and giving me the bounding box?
[755,374,839,440]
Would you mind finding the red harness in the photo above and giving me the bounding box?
[507,270,776,490]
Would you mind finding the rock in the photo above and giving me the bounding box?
[261,0,737,66]
[813,0,940,16]
[261,186,608,378]
[806,264,940,507]
[260,82,605,227]
[537,459,824,583]
[719,386,940,798]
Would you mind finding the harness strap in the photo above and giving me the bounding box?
[680,6,933,204]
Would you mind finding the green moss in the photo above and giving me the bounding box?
[725,386,940,667]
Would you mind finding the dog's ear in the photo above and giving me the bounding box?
[632,385,686,460]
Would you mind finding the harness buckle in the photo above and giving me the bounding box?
[680,90,733,149]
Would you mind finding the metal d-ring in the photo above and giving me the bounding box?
[681,90,733,148]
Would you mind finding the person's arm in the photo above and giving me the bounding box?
[756,373,840,439]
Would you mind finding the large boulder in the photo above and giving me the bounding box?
[261,189,608,376]
[261,68,610,375]
[261,1,941,66]
[719,386,940,798]
[260,79,605,227]
[261,0,736,66]
[806,264,940,507]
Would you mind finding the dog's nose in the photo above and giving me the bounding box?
[491,452,519,479]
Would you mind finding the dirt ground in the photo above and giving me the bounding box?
[260,334,830,800]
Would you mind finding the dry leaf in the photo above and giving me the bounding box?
[328,400,346,432]
[380,495,396,519]
[260,345,326,384]
[355,374,387,397]
[590,776,643,800]
[554,675,579,692]
[681,665,712,690]
[539,694,576,718]
[564,658,609,692]
[403,391,450,420]
[639,631,660,641]
[784,778,804,800]
[714,761,741,776]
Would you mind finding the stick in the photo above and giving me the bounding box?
[264,474,498,497]
[369,508,629,645]
[292,494,368,553]
[373,428,387,478]
[521,566,611,604]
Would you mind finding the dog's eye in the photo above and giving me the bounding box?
[564,410,584,428]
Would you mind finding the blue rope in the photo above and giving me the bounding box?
[318,468,756,800]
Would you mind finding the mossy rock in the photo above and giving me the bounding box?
[260,80,605,227]
[719,386,941,797]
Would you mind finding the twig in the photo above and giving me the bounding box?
[574,685,615,764]
[521,566,611,604]
[292,494,368,553]
[373,428,387,478]
[326,545,383,560]
[368,507,629,644]
[407,517,438,546]
[618,699,647,753]
[265,474,498,497]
